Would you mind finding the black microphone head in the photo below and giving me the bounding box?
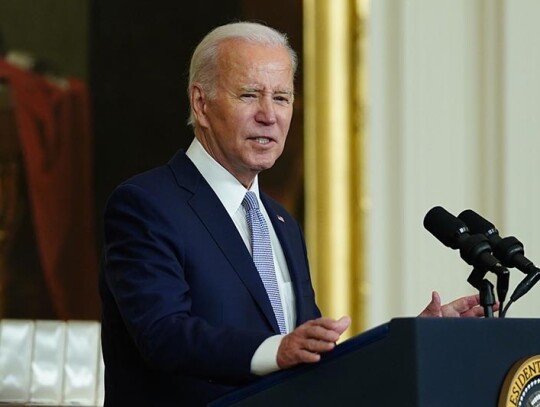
[458,209,498,238]
[424,206,469,250]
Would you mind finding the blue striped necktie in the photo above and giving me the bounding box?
[242,191,287,334]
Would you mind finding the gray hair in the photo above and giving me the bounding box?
[187,21,298,127]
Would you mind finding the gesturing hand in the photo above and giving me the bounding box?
[276,316,351,370]
[419,291,495,318]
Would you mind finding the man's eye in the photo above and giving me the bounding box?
[274,96,291,104]
[241,93,257,99]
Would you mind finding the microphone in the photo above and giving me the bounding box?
[458,209,535,274]
[423,206,508,275]
[424,206,509,307]
[458,209,540,303]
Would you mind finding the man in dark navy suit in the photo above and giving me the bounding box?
[99,22,487,406]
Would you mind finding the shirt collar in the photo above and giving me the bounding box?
[186,138,260,217]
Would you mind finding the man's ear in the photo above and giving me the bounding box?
[191,83,210,128]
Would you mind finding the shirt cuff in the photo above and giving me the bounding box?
[250,334,284,376]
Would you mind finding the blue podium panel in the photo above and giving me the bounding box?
[210,318,540,407]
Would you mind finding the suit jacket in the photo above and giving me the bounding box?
[100,149,321,406]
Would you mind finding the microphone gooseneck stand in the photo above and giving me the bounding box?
[468,267,498,318]
[501,266,540,317]
[479,279,495,318]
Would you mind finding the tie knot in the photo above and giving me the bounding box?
[242,191,259,211]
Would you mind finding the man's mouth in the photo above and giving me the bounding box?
[254,137,271,145]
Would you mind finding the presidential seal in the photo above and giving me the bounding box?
[499,355,540,407]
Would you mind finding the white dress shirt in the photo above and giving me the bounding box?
[186,138,296,375]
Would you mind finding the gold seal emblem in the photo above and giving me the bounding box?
[499,355,540,407]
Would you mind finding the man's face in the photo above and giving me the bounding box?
[193,39,294,187]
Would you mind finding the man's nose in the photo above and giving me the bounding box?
[255,97,277,125]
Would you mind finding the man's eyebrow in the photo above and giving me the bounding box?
[240,86,294,95]
[240,86,262,92]
[274,90,294,96]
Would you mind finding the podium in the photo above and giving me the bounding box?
[210,318,540,407]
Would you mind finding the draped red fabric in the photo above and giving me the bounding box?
[0,58,99,319]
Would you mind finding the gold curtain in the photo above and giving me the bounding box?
[303,0,368,335]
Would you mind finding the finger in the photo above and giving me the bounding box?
[460,301,500,318]
[333,316,352,335]
[432,291,442,309]
[277,348,320,369]
[448,294,481,314]
[456,304,484,317]
[309,317,350,332]
[419,291,442,317]
[300,318,349,337]
[301,324,341,343]
[303,338,336,353]
[291,349,321,364]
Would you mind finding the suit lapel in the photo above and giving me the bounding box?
[168,151,281,333]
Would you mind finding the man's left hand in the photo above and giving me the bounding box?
[419,291,493,318]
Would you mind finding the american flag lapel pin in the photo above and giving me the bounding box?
[277,215,285,223]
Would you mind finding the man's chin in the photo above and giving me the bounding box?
[248,165,273,176]
[246,151,281,170]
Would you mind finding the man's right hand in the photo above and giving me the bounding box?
[276,316,351,369]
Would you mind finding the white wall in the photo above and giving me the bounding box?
[366,0,540,328]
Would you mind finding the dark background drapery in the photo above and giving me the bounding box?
[0,0,303,319]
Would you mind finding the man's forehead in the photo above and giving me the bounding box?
[216,43,294,89]
[217,39,292,67]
